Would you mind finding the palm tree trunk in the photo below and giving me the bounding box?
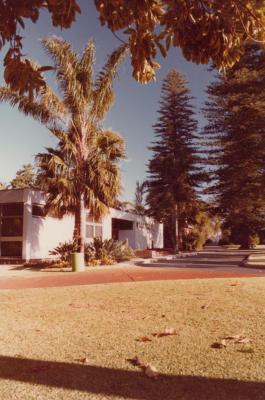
[74,193,85,253]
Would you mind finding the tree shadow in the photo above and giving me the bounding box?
[0,355,264,400]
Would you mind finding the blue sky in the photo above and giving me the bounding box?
[0,1,214,201]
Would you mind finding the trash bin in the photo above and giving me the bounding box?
[71,252,85,272]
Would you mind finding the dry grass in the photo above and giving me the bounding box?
[1,278,265,399]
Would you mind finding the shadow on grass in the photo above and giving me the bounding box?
[0,355,264,400]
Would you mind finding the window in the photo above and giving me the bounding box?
[95,225,103,238]
[1,217,23,236]
[86,225,94,239]
[2,203,23,216]
[0,203,23,258]
[32,204,45,217]
[85,212,103,239]
[0,203,23,238]
[1,241,22,257]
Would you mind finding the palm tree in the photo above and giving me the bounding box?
[36,128,125,251]
[0,37,127,254]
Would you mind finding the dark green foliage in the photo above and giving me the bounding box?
[49,238,134,264]
[203,44,265,248]
[93,238,134,261]
[49,240,95,263]
[146,69,205,251]
[10,163,37,189]
[134,180,147,215]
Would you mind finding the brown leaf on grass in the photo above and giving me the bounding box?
[201,303,211,309]
[223,335,242,340]
[127,357,159,379]
[144,364,159,379]
[78,357,90,364]
[211,340,227,349]
[235,337,252,344]
[127,356,145,368]
[136,336,152,342]
[69,303,83,308]
[152,328,178,338]
[223,335,252,344]
[230,282,241,286]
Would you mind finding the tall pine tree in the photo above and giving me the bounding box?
[146,69,204,252]
[203,44,265,247]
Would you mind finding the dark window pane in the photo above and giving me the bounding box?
[2,217,23,236]
[32,204,45,217]
[86,225,94,238]
[95,226,102,238]
[2,203,23,216]
[1,241,22,257]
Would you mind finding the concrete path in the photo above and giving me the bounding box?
[0,246,265,290]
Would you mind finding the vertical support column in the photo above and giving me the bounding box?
[22,192,32,261]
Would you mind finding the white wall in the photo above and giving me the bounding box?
[30,215,74,259]
[0,189,164,259]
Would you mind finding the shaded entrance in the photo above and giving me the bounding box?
[111,218,134,245]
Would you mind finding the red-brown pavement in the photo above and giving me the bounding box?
[0,247,265,290]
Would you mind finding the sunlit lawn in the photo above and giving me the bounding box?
[1,278,265,399]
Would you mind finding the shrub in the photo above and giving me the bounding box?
[49,238,134,265]
[248,234,260,249]
[218,237,230,246]
[93,238,134,262]
[49,240,95,263]
[100,256,116,265]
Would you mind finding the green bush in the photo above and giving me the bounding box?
[218,237,230,246]
[49,240,95,263]
[93,238,134,262]
[248,234,260,249]
[49,238,134,265]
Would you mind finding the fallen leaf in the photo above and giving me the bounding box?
[223,335,242,340]
[144,364,159,379]
[153,328,178,338]
[78,357,90,364]
[235,337,252,344]
[211,341,226,349]
[230,282,240,286]
[136,336,152,342]
[127,356,145,368]
[238,347,254,354]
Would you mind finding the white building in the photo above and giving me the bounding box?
[0,189,163,260]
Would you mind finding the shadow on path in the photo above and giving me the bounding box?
[0,355,264,400]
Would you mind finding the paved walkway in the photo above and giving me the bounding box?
[0,247,265,290]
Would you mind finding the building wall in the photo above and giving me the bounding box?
[0,189,163,259]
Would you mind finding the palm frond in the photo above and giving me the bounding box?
[92,44,128,121]
[39,86,66,119]
[96,130,126,161]
[77,39,95,102]
[0,87,56,126]
[41,36,84,115]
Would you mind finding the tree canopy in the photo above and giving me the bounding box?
[203,44,265,247]
[0,37,126,253]
[1,1,265,95]
[146,69,205,251]
[10,163,37,189]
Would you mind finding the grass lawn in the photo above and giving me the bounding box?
[1,278,265,399]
